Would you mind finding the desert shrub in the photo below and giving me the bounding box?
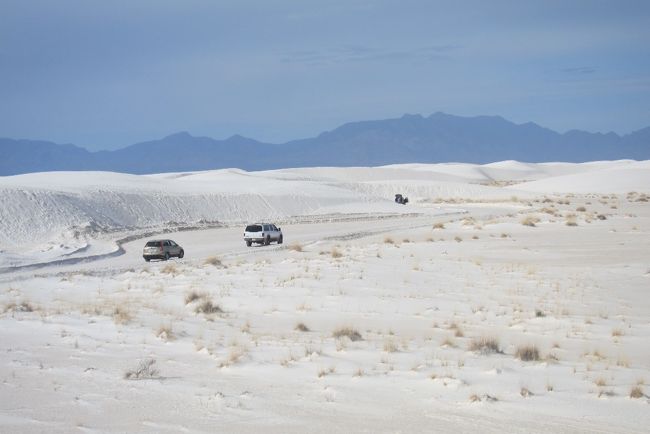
[521,216,540,227]
[332,326,362,341]
[4,301,34,313]
[597,214,607,220]
[383,339,398,353]
[515,345,541,361]
[432,222,445,230]
[469,337,500,354]
[184,291,204,304]
[156,325,175,341]
[161,264,177,275]
[204,256,223,267]
[565,214,578,226]
[383,237,394,244]
[124,358,159,380]
[113,306,132,324]
[576,206,587,212]
[630,386,644,399]
[331,248,343,258]
[295,322,310,332]
[454,236,463,242]
[288,243,303,252]
[520,387,533,397]
[195,299,223,314]
[535,309,545,317]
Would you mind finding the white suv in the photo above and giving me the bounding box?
[244,223,283,247]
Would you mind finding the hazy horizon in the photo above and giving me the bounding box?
[2,1,649,150]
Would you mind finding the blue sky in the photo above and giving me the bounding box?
[1,0,649,150]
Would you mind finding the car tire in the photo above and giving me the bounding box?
[164,252,170,261]
[178,249,184,258]
[145,258,150,262]
[246,240,252,247]
[278,235,283,244]
[265,236,270,246]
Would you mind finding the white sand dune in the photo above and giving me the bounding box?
[1,161,649,433]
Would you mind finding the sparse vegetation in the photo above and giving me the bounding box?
[113,306,132,324]
[432,222,445,230]
[295,322,310,332]
[630,386,644,399]
[204,256,223,267]
[195,299,223,314]
[331,247,343,258]
[161,263,178,275]
[332,327,362,341]
[515,345,541,361]
[383,237,394,244]
[521,216,540,227]
[288,243,303,252]
[469,337,500,354]
[124,358,159,380]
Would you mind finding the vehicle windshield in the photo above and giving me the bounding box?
[145,241,160,247]
[245,225,262,232]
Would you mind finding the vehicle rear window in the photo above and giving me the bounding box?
[145,241,160,247]
[246,225,262,232]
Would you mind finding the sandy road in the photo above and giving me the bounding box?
[0,204,517,282]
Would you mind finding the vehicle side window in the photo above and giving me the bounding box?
[271,225,277,231]
[164,241,170,246]
[263,225,269,231]
[170,241,176,246]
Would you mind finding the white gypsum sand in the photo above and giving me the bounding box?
[0,160,649,433]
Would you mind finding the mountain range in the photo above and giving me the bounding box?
[1,112,649,175]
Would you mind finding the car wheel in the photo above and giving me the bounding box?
[265,236,270,246]
[145,258,150,262]
[164,252,170,261]
[278,235,283,244]
[178,249,184,258]
[246,240,252,247]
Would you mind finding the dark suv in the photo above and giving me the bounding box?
[143,239,184,261]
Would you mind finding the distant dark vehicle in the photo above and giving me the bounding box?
[395,194,409,205]
[244,223,283,246]
[142,239,184,261]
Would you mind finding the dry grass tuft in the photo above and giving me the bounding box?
[521,216,540,227]
[565,214,578,226]
[432,222,445,230]
[469,337,500,354]
[383,237,394,244]
[124,358,159,380]
[184,291,205,305]
[516,345,541,361]
[576,206,587,212]
[454,236,463,242]
[4,301,34,313]
[383,339,398,353]
[156,325,175,341]
[630,386,644,399]
[161,263,178,275]
[204,256,223,267]
[520,387,534,398]
[195,299,223,315]
[594,377,607,387]
[288,243,303,252]
[331,248,343,259]
[332,326,362,341]
[113,306,132,325]
[295,322,310,332]
[611,328,624,337]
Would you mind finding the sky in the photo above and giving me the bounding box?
[1,0,649,150]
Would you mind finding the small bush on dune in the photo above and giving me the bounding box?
[295,322,310,332]
[333,326,362,341]
[195,299,223,314]
[515,345,541,361]
[576,206,587,212]
[432,222,445,230]
[124,358,159,380]
[113,306,132,325]
[4,301,34,313]
[161,264,178,275]
[469,337,501,354]
[288,243,303,252]
[521,216,540,227]
[331,248,343,258]
[184,291,204,305]
[204,256,223,267]
[384,237,394,244]
[630,386,644,399]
